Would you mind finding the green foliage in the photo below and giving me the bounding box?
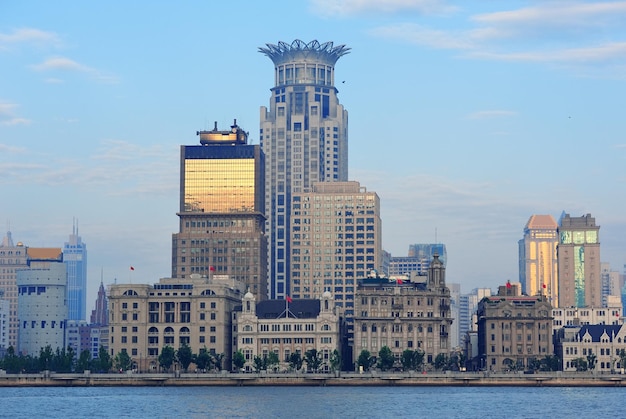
[94,346,112,373]
[253,355,265,372]
[38,345,54,371]
[176,344,193,372]
[194,347,212,371]
[232,350,246,371]
[433,353,448,371]
[288,352,303,371]
[539,355,561,372]
[586,350,597,370]
[571,357,588,372]
[329,349,341,372]
[401,349,425,371]
[357,349,375,372]
[266,351,280,372]
[304,349,323,372]
[114,351,132,372]
[212,353,224,371]
[377,346,395,371]
[158,346,175,372]
[619,349,626,370]
[76,350,92,373]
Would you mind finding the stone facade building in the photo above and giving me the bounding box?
[477,289,553,372]
[353,254,453,368]
[108,274,243,371]
[556,324,626,372]
[233,291,342,372]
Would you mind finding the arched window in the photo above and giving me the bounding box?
[180,326,190,334]
[322,324,331,331]
[123,290,138,296]
[164,327,174,334]
[243,325,253,332]
[148,327,158,334]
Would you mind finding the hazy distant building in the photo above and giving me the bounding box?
[552,302,622,331]
[601,263,621,307]
[557,213,601,308]
[518,214,558,304]
[172,121,267,300]
[64,223,87,321]
[234,290,341,372]
[0,231,28,348]
[108,274,243,371]
[0,290,8,353]
[17,250,67,356]
[408,244,447,267]
[448,283,461,349]
[259,39,350,299]
[477,290,553,372]
[90,280,109,326]
[65,320,91,356]
[353,254,453,368]
[459,287,492,346]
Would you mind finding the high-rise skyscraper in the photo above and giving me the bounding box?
[64,221,87,321]
[259,40,350,299]
[0,231,28,348]
[518,214,558,304]
[408,244,447,267]
[172,121,267,300]
[557,213,601,307]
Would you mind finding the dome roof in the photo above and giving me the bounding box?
[244,291,254,299]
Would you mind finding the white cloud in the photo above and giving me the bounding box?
[31,56,119,84]
[0,28,61,50]
[0,102,31,126]
[309,0,456,17]
[0,144,26,153]
[370,23,474,50]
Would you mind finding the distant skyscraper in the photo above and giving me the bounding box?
[448,283,461,349]
[0,231,28,348]
[64,222,87,321]
[0,290,9,353]
[408,244,447,267]
[557,213,601,307]
[518,215,558,303]
[90,279,108,326]
[601,262,621,307]
[290,181,382,313]
[172,121,267,300]
[17,248,67,355]
[260,39,350,299]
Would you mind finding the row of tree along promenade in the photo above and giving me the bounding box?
[2,370,626,387]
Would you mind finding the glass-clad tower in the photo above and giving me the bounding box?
[172,121,267,300]
[259,40,350,299]
[557,213,601,308]
[64,222,87,321]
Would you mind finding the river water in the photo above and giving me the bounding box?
[0,385,620,418]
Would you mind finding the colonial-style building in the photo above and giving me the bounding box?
[233,291,342,372]
[108,274,243,371]
[477,288,553,372]
[556,324,626,372]
[353,254,453,368]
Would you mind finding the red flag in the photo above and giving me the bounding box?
[130,266,135,271]
[396,279,403,284]
[209,266,216,272]
[506,281,511,289]
[542,284,547,289]
[286,295,292,303]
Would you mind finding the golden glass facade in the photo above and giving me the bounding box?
[184,159,256,214]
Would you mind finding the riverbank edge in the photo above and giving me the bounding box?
[1,371,625,387]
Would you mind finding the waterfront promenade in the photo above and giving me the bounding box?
[1,370,626,387]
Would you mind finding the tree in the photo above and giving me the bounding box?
[55,346,75,373]
[587,350,597,371]
[39,345,54,371]
[93,346,112,373]
[540,355,561,372]
[2,346,21,373]
[253,355,265,372]
[304,349,323,372]
[76,349,92,373]
[114,351,132,372]
[401,349,425,371]
[194,347,212,372]
[619,349,626,371]
[329,350,341,372]
[571,357,588,372]
[212,353,224,371]
[377,346,395,371]
[176,344,193,372]
[232,350,246,371]
[267,351,280,372]
[357,349,375,372]
[433,353,448,371]
[158,346,175,372]
[288,352,303,371]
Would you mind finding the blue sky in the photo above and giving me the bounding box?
[2,0,625,308]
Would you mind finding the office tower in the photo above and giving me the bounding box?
[0,231,28,348]
[448,283,461,349]
[518,215,558,303]
[0,290,8,353]
[290,181,381,309]
[90,279,108,326]
[458,287,492,345]
[259,39,350,299]
[172,121,267,300]
[408,244,447,267]
[17,248,67,355]
[557,213,601,307]
[601,262,621,307]
[64,222,87,321]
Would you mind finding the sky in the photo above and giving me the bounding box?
[2,0,626,310]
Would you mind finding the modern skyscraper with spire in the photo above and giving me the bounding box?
[518,215,558,304]
[259,39,350,298]
[64,221,88,321]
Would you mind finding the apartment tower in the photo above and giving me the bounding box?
[172,121,267,300]
[518,215,558,305]
[557,213,601,307]
[259,39,350,299]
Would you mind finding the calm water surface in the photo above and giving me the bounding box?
[0,385,622,418]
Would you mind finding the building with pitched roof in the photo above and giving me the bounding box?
[556,324,626,372]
